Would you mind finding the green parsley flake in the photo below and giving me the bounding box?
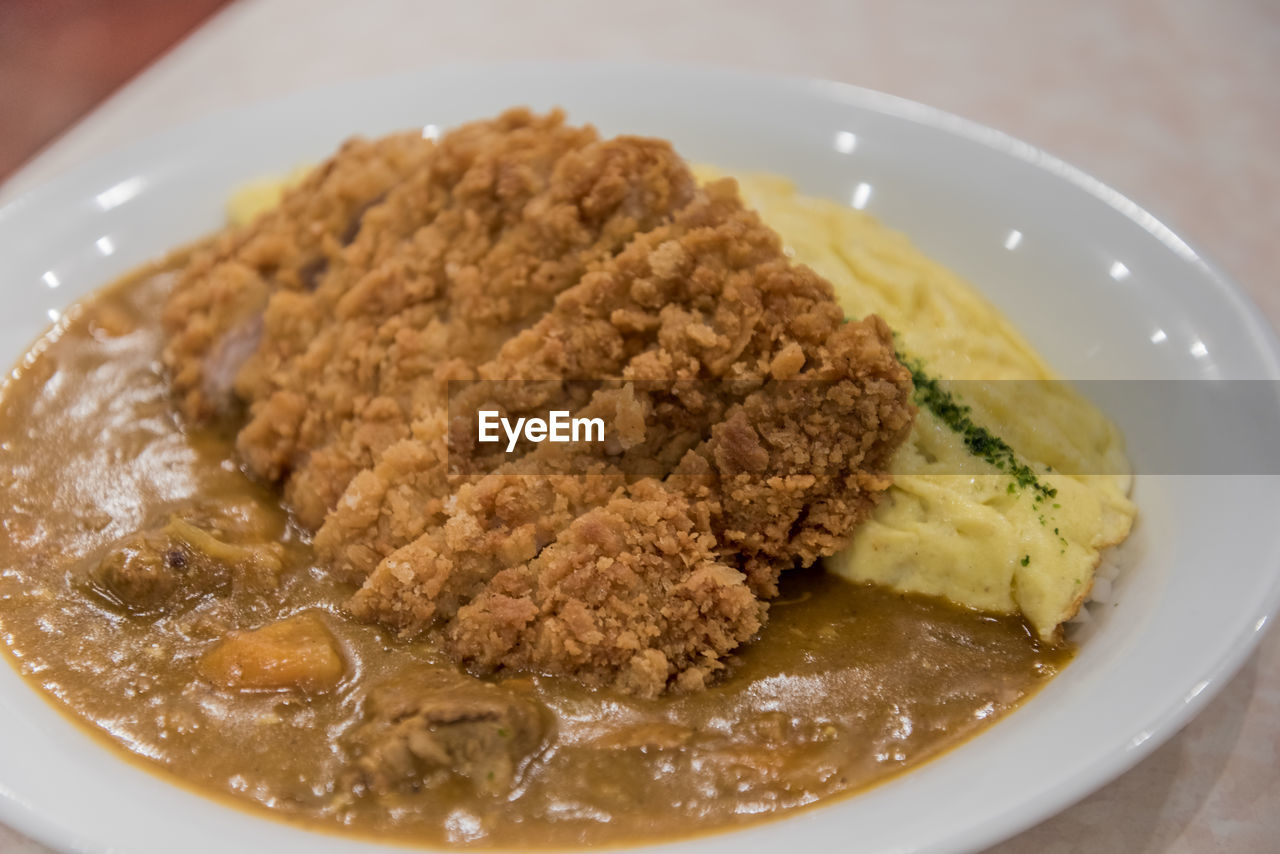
[898,352,1058,503]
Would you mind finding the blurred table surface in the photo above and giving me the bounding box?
[1,1,1277,852]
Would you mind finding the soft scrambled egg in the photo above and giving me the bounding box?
[701,168,1136,639]
[227,167,312,227]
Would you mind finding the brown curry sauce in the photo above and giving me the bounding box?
[0,262,1070,847]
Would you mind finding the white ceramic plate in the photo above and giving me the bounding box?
[1,62,1278,854]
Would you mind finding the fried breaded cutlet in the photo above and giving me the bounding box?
[163,108,915,697]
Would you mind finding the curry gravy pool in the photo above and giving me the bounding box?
[0,261,1069,846]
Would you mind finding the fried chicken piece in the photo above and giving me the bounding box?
[348,186,914,695]
[442,315,911,697]
[346,392,637,628]
[237,117,696,528]
[449,481,762,697]
[311,415,454,583]
[164,111,916,696]
[164,130,434,420]
[673,314,914,597]
[346,183,823,628]
[319,181,758,582]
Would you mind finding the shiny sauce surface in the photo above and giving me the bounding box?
[0,263,1071,847]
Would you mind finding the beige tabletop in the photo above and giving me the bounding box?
[1,1,1277,851]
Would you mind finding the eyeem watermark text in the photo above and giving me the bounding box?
[477,410,606,453]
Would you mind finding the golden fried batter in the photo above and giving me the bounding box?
[163,109,915,696]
